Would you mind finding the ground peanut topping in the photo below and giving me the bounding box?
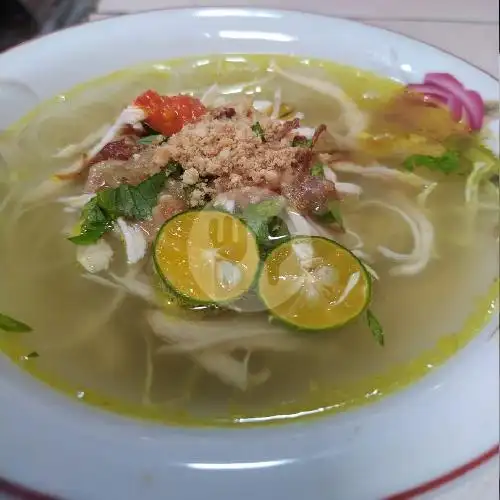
[153,106,312,198]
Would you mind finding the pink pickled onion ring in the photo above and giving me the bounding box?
[405,73,485,131]
[461,89,484,131]
[446,95,463,121]
[424,73,464,92]
[406,83,450,102]
[424,73,484,130]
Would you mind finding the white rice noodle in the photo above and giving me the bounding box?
[200,83,221,106]
[22,177,68,204]
[189,76,273,101]
[352,249,371,262]
[284,209,376,274]
[361,200,434,276]
[54,106,145,180]
[344,229,364,250]
[283,209,319,237]
[269,62,366,147]
[155,316,304,354]
[82,106,145,163]
[53,124,110,159]
[147,310,271,390]
[323,166,338,183]
[356,257,380,280]
[110,271,156,304]
[270,86,282,119]
[76,239,113,274]
[285,209,358,248]
[252,100,273,113]
[336,182,363,197]
[295,127,316,139]
[81,273,122,291]
[83,269,157,305]
[465,161,489,210]
[327,161,431,189]
[116,217,147,264]
[57,193,95,209]
[305,216,340,240]
[478,202,500,212]
[213,96,228,108]
[323,165,363,197]
[50,264,145,353]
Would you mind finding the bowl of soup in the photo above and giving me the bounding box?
[0,8,498,500]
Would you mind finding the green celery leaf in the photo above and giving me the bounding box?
[403,150,460,174]
[0,313,32,332]
[68,225,110,245]
[310,162,324,177]
[138,135,165,145]
[242,199,289,250]
[292,136,313,148]
[69,170,169,245]
[244,198,286,219]
[366,309,384,346]
[314,200,344,229]
[165,160,183,176]
[251,121,266,142]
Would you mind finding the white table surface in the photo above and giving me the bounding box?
[89,2,498,499]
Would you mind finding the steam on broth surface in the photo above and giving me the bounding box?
[0,55,498,426]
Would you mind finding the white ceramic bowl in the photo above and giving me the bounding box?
[0,9,498,500]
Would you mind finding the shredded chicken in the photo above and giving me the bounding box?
[116,218,147,264]
[269,62,366,148]
[147,310,272,390]
[76,239,113,273]
[55,106,145,181]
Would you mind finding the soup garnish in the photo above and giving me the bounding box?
[258,237,372,332]
[0,56,498,425]
[154,210,261,304]
[0,313,32,333]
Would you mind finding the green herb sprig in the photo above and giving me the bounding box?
[314,200,344,230]
[366,308,384,346]
[0,313,32,333]
[310,162,325,177]
[69,166,178,246]
[403,150,460,174]
[251,122,266,142]
[137,134,166,145]
[241,198,289,250]
[292,136,313,148]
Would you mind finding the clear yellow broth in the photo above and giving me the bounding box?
[0,54,498,427]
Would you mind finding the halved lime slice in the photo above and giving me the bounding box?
[258,236,371,330]
[154,210,260,304]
